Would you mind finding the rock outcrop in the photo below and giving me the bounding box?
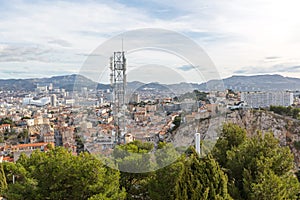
[226,109,300,167]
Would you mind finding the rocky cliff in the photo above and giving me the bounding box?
[226,109,300,167]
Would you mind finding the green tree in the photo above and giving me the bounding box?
[2,161,37,199]
[18,129,29,141]
[149,161,184,200]
[179,90,208,102]
[175,149,232,200]
[4,148,125,200]
[149,145,232,200]
[0,117,14,126]
[172,116,181,130]
[113,140,154,199]
[293,140,300,150]
[212,123,247,167]
[212,123,300,199]
[270,105,300,119]
[249,169,299,200]
[148,142,183,200]
[0,163,7,195]
[226,132,300,199]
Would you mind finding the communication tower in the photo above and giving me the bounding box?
[110,51,127,143]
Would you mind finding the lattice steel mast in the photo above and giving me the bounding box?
[110,51,127,143]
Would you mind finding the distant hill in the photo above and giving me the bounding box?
[155,74,300,92]
[214,74,300,91]
[0,74,108,92]
[0,74,300,92]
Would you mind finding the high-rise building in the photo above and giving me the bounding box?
[48,83,53,91]
[36,84,48,93]
[51,94,57,107]
[241,91,293,108]
[130,93,140,103]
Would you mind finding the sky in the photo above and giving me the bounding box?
[0,0,300,83]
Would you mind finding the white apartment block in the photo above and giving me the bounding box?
[241,91,293,108]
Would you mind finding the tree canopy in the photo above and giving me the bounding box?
[0,163,7,196]
[2,147,125,200]
[175,150,232,200]
[1,123,299,200]
[270,105,300,119]
[213,123,300,200]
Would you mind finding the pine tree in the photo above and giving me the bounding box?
[148,143,184,200]
[249,169,300,200]
[113,140,154,199]
[226,132,300,199]
[175,149,232,200]
[3,148,125,200]
[212,123,246,167]
[0,163,7,195]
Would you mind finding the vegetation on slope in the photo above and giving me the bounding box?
[1,123,299,199]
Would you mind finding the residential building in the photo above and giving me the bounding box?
[241,91,294,108]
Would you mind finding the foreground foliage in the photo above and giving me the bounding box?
[0,163,7,195]
[1,123,299,200]
[2,148,125,200]
[213,123,300,200]
[175,152,232,200]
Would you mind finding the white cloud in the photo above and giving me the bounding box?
[0,0,300,80]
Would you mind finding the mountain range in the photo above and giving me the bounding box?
[0,74,300,92]
[204,74,300,91]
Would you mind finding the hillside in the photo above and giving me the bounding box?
[0,74,108,92]
[202,74,300,91]
[1,74,300,92]
[226,109,300,166]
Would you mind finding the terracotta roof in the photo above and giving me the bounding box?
[3,157,13,162]
[12,142,53,148]
[0,124,10,127]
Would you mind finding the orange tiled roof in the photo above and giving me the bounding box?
[0,124,10,127]
[12,142,53,148]
[3,157,13,162]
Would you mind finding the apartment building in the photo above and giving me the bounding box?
[241,91,293,108]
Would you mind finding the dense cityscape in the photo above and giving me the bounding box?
[2,0,300,199]
[1,73,300,199]
[0,73,299,161]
